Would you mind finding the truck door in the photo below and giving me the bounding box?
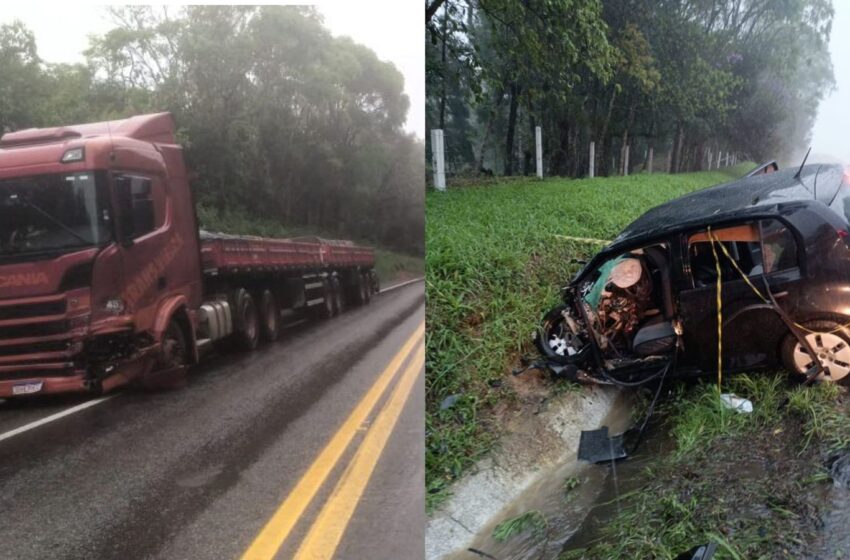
[114,173,178,330]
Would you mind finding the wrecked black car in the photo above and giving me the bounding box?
[536,163,850,387]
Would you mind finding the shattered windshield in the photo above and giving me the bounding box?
[0,172,112,261]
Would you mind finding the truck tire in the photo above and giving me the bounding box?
[313,279,335,320]
[362,272,372,304]
[331,276,344,315]
[356,273,368,306]
[780,320,850,385]
[258,289,280,342]
[162,318,190,368]
[369,270,380,294]
[232,288,260,351]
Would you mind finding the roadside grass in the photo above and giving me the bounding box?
[425,164,753,510]
[196,203,423,284]
[560,374,850,559]
[492,510,549,543]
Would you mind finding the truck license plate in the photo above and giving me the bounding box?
[12,382,43,395]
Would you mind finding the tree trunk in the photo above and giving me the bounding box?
[524,111,536,176]
[504,82,520,176]
[672,122,684,173]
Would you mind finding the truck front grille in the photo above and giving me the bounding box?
[0,300,66,321]
[0,295,79,379]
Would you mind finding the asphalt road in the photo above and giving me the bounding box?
[0,281,425,560]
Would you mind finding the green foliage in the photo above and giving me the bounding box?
[492,510,548,543]
[563,476,580,496]
[787,382,850,451]
[425,163,752,509]
[427,0,835,178]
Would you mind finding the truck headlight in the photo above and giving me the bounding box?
[104,298,126,315]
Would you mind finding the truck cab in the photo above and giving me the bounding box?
[0,113,203,397]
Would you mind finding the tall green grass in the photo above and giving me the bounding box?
[425,165,753,509]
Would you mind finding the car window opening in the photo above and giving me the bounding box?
[688,220,797,287]
[548,243,678,373]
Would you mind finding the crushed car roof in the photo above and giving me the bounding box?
[607,163,845,252]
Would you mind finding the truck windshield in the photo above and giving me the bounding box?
[0,172,112,261]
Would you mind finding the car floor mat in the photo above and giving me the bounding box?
[577,426,628,463]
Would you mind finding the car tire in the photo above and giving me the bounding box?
[535,305,590,366]
[780,320,850,385]
[257,289,279,342]
[232,288,260,351]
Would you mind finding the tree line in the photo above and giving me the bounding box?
[426,0,835,178]
[0,6,424,254]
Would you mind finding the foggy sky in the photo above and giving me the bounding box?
[0,1,424,140]
[809,1,848,164]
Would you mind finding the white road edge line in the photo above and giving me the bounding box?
[380,277,424,293]
[0,395,115,444]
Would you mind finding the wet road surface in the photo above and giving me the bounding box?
[0,281,425,560]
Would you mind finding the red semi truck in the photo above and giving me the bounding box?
[0,112,378,398]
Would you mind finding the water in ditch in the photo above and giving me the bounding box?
[444,398,671,560]
[447,406,850,560]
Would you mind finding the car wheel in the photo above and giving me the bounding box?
[232,288,260,351]
[535,305,590,366]
[780,320,850,384]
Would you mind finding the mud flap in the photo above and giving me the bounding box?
[577,426,627,463]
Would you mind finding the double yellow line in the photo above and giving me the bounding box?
[241,322,425,560]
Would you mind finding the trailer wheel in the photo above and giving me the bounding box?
[369,270,380,294]
[331,276,344,315]
[258,289,280,342]
[357,273,368,305]
[232,288,260,351]
[362,272,372,304]
[313,279,335,320]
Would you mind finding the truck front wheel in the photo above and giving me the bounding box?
[232,288,260,351]
[162,319,190,368]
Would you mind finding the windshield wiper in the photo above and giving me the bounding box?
[10,194,93,246]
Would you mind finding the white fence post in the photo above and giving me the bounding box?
[647,147,654,174]
[707,148,712,170]
[623,145,630,176]
[431,129,446,191]
[716,150,722,169]
[535,126,543,178]
[589,141,595,178]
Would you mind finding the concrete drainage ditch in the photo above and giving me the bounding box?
[426,385,631,560]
